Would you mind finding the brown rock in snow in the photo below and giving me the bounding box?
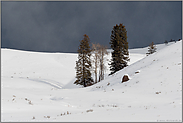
[122,75,130,83]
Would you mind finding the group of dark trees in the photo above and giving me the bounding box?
[147,38,182,56]
[148,38,182,56]
[74,23,180,87]
[74,23,130,87]
[164,39,181,45]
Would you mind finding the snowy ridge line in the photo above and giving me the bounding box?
[28,78,63,89]
[18,77,63,89]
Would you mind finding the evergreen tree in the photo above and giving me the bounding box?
[109,23,130,75]
[146,42,157,56]
[164,40,168,45]
[74,34,93,87]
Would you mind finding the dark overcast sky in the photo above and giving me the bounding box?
[1,1,182,53]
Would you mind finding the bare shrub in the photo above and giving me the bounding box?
[86,109,93,113]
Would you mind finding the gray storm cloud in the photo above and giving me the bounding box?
[1,1,182,53]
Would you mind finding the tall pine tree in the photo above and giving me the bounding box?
[109,23,130,75]
[74,34,93,87]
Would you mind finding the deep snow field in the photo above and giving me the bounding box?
[1,41,182,122]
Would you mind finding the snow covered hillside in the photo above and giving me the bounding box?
[1,45,147,89]
[1,41,182,122]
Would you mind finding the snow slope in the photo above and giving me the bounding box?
[1,41,182,122]
[1,44,148,89]
[1,50,78,88]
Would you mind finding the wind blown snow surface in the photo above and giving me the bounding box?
[1,41,182,122]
